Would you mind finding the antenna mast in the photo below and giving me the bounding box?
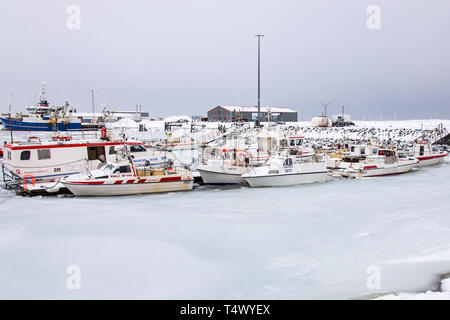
[321,102,331,117]
[8,93,14,143]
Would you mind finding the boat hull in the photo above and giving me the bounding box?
[243,171,329,187]
[343,163,417,178]
[0,117,82,131]
[196,168,246,185]
[62,180,193,196]
[416,154,447,167]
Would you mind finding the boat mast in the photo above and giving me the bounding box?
[91,89,96,135]
[255,34,264,127]
[8,93,13,143]
[40,81,46,103]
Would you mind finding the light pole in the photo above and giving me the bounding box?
[255,34,264,127]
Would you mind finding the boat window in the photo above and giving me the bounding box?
[20,150,31,160]
[360,148,366,155]
[289,139,295,146]
[113,165,131,173]
[129,145,146,153]
[7,151,11,160]
[351,146,355,152]
[87,146,106,161]
[399,153,406,158]
[109,146,117,155]
[102,163,114,173]
[37,149,51,160]
[372,148,378,155]
[283,158,293,166]
[296,139,302,146]
[419,146,424,156]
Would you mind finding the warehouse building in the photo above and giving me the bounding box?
[207,106,298,122]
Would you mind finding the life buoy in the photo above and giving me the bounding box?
[237,152,246,163]
[101,127,107,139]
[22,174,35,192]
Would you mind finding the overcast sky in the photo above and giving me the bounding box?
[1,0,449,120]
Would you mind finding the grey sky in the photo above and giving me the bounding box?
[1,0,449,120]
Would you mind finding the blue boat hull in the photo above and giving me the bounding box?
[0,117,82,131]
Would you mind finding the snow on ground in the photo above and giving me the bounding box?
[0,148,449,299]
[0,120,450,299]
[376,276,450,300]
[106,117,139,129]
[163,115,192,122]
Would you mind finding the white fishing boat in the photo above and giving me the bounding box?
[338,148,419,178]
[410,142,448,166]
[197,160,251,185]
[61,160,193,196]
[242,154,329,187]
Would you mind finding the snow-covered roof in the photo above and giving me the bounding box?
[163,115,192,122]
[210,106,297,113]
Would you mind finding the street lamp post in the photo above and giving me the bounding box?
[255,34,264,127]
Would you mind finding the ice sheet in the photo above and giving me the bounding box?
[0,123,449,299]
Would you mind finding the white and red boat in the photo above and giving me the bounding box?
[1,130,171,192]
[338,148,419,178]
[411,142,448,166]
[60,161,193,196]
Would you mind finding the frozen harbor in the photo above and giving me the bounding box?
[0,124,450,299]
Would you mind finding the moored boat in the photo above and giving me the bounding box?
[410,142,448,166]
[337,148,419,178]
[0,83,82,131]
[242,155,329,187]
[197,161,250,185]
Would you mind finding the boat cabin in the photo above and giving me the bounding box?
[348,145,378,157]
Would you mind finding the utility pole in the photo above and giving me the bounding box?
[91,89,95,117]
[321,102,331,117]
[255,34,264,127]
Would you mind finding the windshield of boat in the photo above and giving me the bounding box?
[129,145,147,152]
[101,163,115,173]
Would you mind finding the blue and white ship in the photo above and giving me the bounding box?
[0,83,82,131]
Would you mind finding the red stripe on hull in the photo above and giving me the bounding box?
[159,176,181,182]
[114,180,123,184]
[65,181,105,185]
[417,154,447,161]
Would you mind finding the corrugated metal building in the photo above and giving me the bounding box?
[207,106,298,122]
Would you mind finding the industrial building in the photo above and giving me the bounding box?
[207,106,298,122]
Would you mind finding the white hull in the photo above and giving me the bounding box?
[197,168,246,185]
[342,163,416,178]
[244,171,329,187]
[62,180,193,196]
